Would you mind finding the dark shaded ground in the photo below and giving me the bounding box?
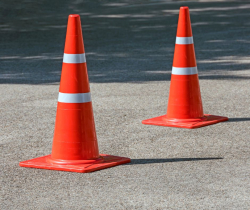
[1,0,250,84]
[130,157,223,165]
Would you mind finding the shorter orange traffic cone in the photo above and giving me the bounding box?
[142,7,228,129]
[20,14,130,172]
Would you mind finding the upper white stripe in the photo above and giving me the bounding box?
[58,92,91,103]
[176,37,193,45]
[172,67,198,75]
[63,53,86,63]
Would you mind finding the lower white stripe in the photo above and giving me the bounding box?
[63,53,86,63]
[172,67,198,75]
[58,92,91,103]
[176,37,193,45]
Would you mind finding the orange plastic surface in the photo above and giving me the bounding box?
[19,14,130,172]
[59,63,90,93]
[64,14,84,54]
[20,154,131,173]
[173,44,196,67]
[52,14,99,162]
[51,102,99,161]
[166,74,203,119]
[142,114,228,129]
[176,7,192,37]
[142,6,228,129]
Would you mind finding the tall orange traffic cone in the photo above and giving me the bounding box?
[142,7,228,129]
[20,14,130,172]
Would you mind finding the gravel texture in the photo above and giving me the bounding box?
[1,0,250,209]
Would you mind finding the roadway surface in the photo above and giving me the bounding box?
[1,0,250,209]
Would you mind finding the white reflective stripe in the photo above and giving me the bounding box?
[176,37,193,45]
[63,53,86,63]
[172,67,198,75]
[58,92,91,103]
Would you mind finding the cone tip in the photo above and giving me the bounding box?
[69,14,80,18]
[180,6,189,10]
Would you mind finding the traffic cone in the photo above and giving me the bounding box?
[142,7,228,129]
[20,14,130,172]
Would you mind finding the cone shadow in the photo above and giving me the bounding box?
[130,157,223,165]
[228,118,250,122]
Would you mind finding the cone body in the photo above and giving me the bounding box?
[51,15,99,162]
[166,7,203,120]
[19,14,130,172]
[142,7,228,129]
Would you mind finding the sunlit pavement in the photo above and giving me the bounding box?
[1,0,250,209]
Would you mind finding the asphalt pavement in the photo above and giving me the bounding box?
[1,0,250,209]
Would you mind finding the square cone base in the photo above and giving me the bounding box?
[19,154,131,173]
[142,114,228,129]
